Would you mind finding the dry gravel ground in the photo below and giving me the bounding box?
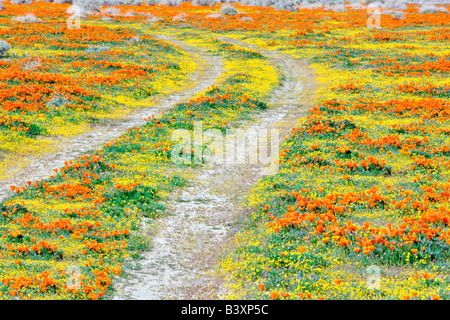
[111,37,316,300]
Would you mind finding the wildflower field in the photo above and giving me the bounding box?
[0,0,449,300]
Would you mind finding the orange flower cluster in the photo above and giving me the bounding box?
[268,185,450,258]
[349,98,450,121]
[397,83,450,97]
[332,83,363,93]
[376,59,450,76]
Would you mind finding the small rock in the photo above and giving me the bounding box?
[13,13,42,23]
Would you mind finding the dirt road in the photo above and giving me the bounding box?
[111,36,316,299]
